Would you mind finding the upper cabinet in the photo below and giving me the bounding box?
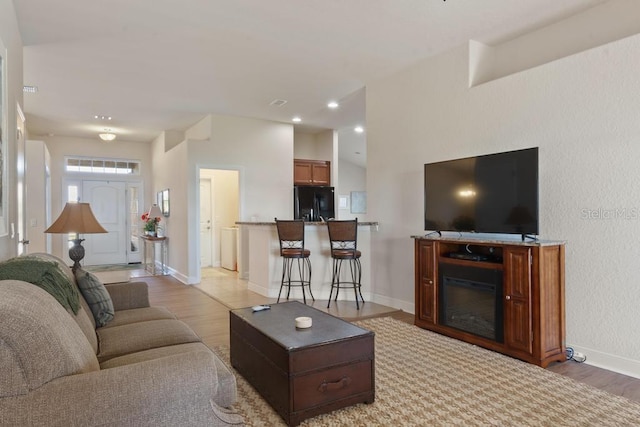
[294,159,330,186]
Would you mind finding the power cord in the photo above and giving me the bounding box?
[566,347,587,363]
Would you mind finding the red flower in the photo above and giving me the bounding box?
[141,213,149,221]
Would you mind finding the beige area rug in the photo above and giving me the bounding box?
[214,317,640,426]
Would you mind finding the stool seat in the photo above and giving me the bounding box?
[275,218,314,304]
[281,248,311,258]
[326,219,365,310]
[330,249,361,259]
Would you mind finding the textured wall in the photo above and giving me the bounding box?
[366,34,640,376]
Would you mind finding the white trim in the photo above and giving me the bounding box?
[567,344,640,380]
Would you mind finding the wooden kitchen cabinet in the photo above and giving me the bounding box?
[294,159,330,186]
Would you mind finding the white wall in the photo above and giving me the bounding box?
[0,1,23,261]
[154,114,294,282]
[337,158,366,220]
[366,33,640,377]
[151,132,188,280]
[293,130,333,162]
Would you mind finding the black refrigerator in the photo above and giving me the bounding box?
[293,186,335,221]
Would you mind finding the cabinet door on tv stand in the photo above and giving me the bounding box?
[416,240,437,324]
[503,246,533,355]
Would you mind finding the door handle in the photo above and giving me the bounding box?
[19,240,30,245]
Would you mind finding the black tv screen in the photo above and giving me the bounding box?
[424,147,539,236]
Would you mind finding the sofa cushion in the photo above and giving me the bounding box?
[96,319,201,362]
[0,281,99,397]
[99,342,237,407]
[99,306,176,329]
[27,253,99,353]
[99,342,210,369]
[75,268,115,327]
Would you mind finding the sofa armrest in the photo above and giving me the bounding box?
[104,281,150,310]
[0,351,241,426]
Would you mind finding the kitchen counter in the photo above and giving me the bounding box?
[235,221,378,301]
[236,221,378,227]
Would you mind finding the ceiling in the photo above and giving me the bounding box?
[14,0,605,166]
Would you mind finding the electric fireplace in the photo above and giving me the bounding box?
[438,263,503,343]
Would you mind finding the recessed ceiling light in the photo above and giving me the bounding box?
[292,117,302,123]
[354,126,364,133]
[94,115,112,120]
[327,101,339,109]
[23,86,38,93]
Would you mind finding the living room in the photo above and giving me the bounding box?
[2,0,640,424]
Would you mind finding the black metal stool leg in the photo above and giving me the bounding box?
[305,257,314,301]
[296,258,306,304]
[277,257,287,303]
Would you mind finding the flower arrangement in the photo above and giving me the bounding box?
[141,212,161,235]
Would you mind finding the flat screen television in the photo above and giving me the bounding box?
[424,147,539,237]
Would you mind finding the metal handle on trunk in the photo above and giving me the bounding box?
[318,376,351,393]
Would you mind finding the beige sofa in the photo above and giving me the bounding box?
[0,253,242,426]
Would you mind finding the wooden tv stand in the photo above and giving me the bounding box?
[413,236,565,367]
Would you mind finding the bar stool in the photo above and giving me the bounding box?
[274,218,314,304]
[326,218,364,309]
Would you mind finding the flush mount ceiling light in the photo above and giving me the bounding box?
[99,129,116,141]
[270,99,288,107]
[327,101,339,109]
[292,116,302,123]
[354,126,364,133]
[94,115,112,120]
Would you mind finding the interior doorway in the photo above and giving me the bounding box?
[198,168,239,274]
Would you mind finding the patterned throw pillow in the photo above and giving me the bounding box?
[74,269,115,327]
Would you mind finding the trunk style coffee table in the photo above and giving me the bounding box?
[230,301,375,426]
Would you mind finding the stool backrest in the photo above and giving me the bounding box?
[326,219,358,255]
[274,218,306,255]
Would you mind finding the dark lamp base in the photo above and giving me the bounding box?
[69,238,86,272]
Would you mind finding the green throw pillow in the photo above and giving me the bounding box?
[75,269,115,327]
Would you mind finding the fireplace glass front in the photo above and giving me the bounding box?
[439,263,503,343]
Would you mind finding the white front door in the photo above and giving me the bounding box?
[200,178,213,268]
[82,180,127,265]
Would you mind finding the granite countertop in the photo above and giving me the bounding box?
[411,234,565,246]
[237,221,378,227]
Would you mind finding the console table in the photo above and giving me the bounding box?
[413,236,565,367]
[140,235,167,275]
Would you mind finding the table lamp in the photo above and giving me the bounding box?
[147,204,163,236]
[45,202,108,271]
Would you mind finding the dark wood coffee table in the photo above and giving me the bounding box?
[230,301,375,426]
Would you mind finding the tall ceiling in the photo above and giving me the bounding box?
[14,0,605,165]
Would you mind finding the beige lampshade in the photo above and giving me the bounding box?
[147,204,163,219]
[45,202,108,234]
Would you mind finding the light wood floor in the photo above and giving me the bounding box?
[137,270,640,404]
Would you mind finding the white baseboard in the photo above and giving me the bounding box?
[568,344,640,379]
[167,267,199,285]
